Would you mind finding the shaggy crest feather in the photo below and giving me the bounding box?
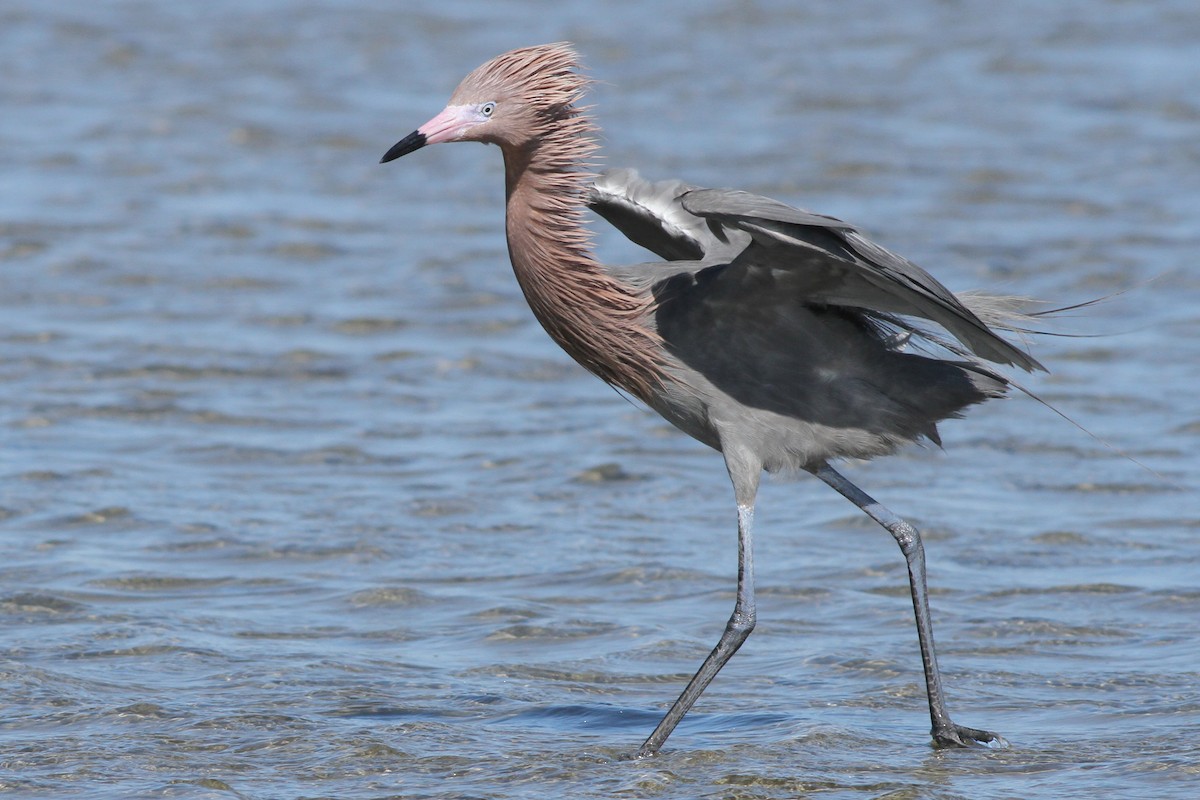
[452,44,667,401]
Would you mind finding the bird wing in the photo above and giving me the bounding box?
[680,187,1045,372]
[587,168,749,262]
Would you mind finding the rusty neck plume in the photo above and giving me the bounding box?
[499,106,666,403]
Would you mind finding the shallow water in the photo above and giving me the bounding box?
[2,1,1198,798]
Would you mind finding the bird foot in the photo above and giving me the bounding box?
[932,722,1008,749]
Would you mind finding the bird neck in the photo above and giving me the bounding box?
[500,136,665,402]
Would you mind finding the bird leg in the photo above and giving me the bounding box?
[813,463,1007,749]
[638,502,757,757]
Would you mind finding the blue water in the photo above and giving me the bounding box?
[2,1,1197,798]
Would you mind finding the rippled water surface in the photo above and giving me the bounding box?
[2,1,1198,798]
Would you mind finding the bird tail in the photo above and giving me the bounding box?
[951,289,1176,487]
[956,289,1121,338]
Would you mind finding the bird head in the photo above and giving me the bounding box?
[380,42,591,163]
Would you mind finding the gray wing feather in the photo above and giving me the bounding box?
[590,173,1042,373]
[588,168,748,262]
[681,187,1045,372]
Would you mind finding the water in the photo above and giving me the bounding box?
[2,1,1197,798]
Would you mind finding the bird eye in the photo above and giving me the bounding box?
[480,102,496,117]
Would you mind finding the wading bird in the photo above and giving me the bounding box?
[381,42,1039,756]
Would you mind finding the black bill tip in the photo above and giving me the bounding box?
[380,130,426,163]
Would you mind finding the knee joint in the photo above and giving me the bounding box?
[728,609,756,635]
[891,520,922,557]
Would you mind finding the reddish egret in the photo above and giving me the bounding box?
[382,43,1039,756]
